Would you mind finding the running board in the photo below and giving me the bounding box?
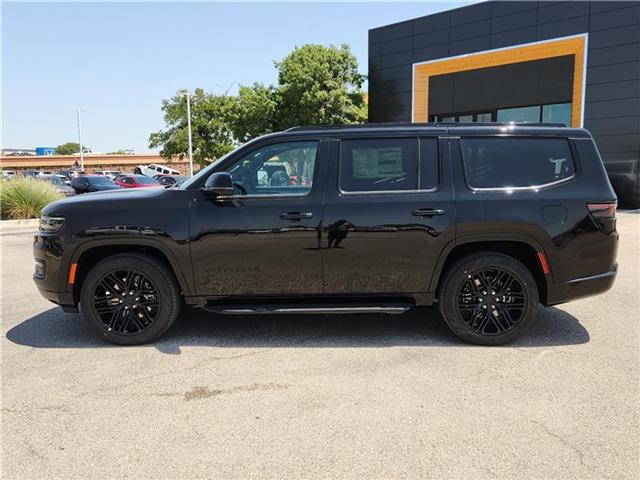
[202,302,412,315]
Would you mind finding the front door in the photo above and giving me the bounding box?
[321,136,456,295]
[189,139,327,297]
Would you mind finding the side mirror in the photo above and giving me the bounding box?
[203,172,234,197]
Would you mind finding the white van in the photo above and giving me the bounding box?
[134,164,180,177]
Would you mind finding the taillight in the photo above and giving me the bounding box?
[587,202,617,219]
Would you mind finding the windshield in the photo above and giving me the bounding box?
[43,176,63,185]
[179,149,236,189]
[89,176,116,186]
[136,175,159,184]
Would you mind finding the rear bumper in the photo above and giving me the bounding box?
[546,264,617,306]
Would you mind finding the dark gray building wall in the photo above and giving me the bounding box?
[368,1,640,204]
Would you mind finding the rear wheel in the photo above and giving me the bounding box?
[439,252,539,345]
[79,253,181,345]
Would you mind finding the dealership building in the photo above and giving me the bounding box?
[368,1,640,206]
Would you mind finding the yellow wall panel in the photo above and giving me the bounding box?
[413,36,586,127]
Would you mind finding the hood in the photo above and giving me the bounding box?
[43,186,169,215]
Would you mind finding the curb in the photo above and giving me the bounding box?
[1,218,40,234]
[1,218,40,226]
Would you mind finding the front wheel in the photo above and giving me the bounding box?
[80,253,181,345]
[438,252,539,345]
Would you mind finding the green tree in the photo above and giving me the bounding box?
[149,89,236,167]
[149,44,367,165]
[229,83,278,142]
[54,142,80,155]
[274,44,367,129]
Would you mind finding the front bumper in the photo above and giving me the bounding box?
[546,264,618,306]
[35,286,78,312]
[33,232,77,312]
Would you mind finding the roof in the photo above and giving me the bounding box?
[282,123,590,137]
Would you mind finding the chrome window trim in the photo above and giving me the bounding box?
[216,192,313,201]
[465,175,576,193]
[338,186,439,196]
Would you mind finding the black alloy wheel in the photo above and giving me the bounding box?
[439,252,539,345]
[456,267,526,336]
[92,269,161,336]
[80,253,181,345]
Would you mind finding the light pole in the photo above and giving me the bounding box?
[181,91,194,176]
[71,108,86,171]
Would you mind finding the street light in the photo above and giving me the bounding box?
[70,108,86,171]
[181,90,194,176]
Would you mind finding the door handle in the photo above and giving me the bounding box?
[280,212,313,220]
[412,208,446,217]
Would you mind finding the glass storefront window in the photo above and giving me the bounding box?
[476,112,492,122]
[497,106,541,123]
[459,115,473,122]
[542,103,572,126]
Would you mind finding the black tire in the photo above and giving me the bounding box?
[79,253,181,345]
[438,252,539,346]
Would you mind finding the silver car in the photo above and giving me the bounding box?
[39,174,76,196]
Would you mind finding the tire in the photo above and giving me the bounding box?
[79,253,181,345]
[438,252,539,346]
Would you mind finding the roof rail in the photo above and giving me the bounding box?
[286,122,567,131]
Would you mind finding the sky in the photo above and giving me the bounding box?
[2,1,474,153]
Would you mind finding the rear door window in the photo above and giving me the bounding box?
[460,137,574,189]
[339,138,418,192]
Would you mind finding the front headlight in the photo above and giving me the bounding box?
[39,215,65,233]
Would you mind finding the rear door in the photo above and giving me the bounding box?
[321,135,456,295]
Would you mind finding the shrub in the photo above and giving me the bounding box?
[0,177,64,220]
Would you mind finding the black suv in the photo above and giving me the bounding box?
[34,124,618,345]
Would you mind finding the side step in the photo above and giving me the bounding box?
[203,302,412,315]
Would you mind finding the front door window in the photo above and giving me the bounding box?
[226,141,318,196]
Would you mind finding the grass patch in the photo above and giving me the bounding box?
[1,177,64,220]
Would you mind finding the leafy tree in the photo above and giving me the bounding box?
[229,83,278,142]
[54,142,80,155]
[274,44,367,129]
[149,44,367,165]
[149,89,236,166]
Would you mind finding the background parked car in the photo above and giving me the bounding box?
[22,170,53,177]
[133,163,180,177]
[1,170,17,179]
[56,174,71,186]
[115,174,162,189]
[58,169,85,179]
[39,174,76,196]
[154,174,189,187]
[94,170,121,180]
[71,174,121,194]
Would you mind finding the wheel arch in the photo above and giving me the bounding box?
[430,235,549,304]
[69,239,193,305]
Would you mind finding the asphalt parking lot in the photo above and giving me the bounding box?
[2,212,638,479]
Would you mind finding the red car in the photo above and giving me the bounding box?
[115,174,162,189]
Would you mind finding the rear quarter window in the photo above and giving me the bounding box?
[460,137,575,189]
